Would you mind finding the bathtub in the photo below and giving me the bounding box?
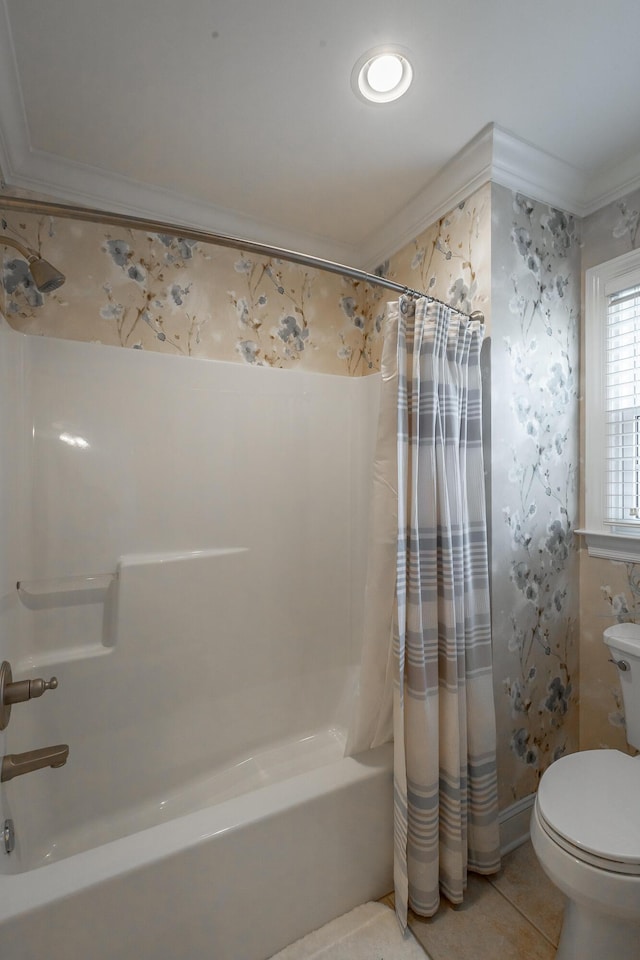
[0,736,393,960]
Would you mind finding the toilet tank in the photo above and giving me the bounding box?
[604,622,640,749]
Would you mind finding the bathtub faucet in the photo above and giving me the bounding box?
[1,744,69,782]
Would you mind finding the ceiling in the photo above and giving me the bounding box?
[1,0,640,266]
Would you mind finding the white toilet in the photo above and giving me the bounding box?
[530,622,640,960]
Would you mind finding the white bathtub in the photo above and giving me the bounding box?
[0,737,393,960]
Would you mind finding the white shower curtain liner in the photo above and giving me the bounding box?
[347,296,501,928]
[344,306,399,756]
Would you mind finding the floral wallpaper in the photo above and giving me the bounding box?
[367,183,491,361]
[579,184,640,755]
[0,205,374,376]
[1,186,491,379]
[490,184,580,806]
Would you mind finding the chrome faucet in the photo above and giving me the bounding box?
[1,744,69,782]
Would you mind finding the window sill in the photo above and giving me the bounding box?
[577,529,640,562]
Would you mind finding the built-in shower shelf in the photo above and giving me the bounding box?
[17,573,116,599]
[17,550,247,599]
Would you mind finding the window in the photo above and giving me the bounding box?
[583,249,640,560]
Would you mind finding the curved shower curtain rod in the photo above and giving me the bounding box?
[0,194,483,322]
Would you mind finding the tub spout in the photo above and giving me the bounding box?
[1,744,69,782]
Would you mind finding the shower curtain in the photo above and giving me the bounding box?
[348,295,501,927]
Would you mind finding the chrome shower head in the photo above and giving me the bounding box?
[0,235,65,292]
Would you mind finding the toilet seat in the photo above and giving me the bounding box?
[536,750,640,876]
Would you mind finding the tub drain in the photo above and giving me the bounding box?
[3,818,15,854]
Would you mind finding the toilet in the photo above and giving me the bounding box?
[530,622,640,960]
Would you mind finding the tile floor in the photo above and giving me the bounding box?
[380,840,564,960]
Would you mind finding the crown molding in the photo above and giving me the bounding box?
[1,144,358,266]
[359,124,495,270]
[4,102,639,276]
[360,124,595,269]
[489,124,589,216]
[582,147,640,216]
[362,128,640,267]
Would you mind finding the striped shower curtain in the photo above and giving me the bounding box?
[391,296,501,928]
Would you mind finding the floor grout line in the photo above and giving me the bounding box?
[380,844,560,960]
[486,876,559,949]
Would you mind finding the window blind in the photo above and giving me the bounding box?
[606,283,640,524]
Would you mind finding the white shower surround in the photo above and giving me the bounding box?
[0,318,392,957]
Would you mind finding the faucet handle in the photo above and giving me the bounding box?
[0,661,60,730]
[22,676,58,699]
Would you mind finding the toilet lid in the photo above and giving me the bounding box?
[537,750,640,866]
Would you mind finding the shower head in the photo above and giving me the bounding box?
[26,255,66,293]
[0,235,65,292]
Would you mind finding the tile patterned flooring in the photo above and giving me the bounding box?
[380,840,564,960]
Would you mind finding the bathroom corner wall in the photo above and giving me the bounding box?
[366,182,492,345]
[384,182,581,809]
[579,186,640,754]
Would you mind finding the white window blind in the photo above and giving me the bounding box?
[583,250,640,559]
[606,283,640,526]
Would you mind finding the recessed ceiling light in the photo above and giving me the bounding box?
[351,45,413,104]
